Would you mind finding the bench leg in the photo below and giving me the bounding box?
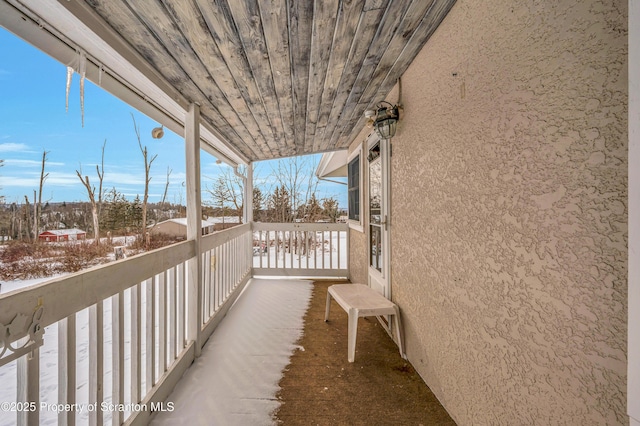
[324,291,332,322]
[347,308,358,362]
[393,306,405,360]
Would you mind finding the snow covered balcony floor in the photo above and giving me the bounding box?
[151,278,312,425]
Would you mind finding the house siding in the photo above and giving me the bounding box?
[151,221,185,237]
[386,0,627,425]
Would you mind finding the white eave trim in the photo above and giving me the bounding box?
[316,150,348,178]
[0,0,247,166]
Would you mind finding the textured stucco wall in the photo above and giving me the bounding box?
[388,1,628,424]
[348,228,368,285]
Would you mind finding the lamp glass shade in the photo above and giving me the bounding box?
[374,117,397,139]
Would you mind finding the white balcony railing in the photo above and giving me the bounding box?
[0,222,346,426]
[252,222,348,278]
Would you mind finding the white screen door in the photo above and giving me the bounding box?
[368,137,390,298]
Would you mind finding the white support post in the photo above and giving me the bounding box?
[185,103,203,357]
[244,162,253,224]
[630,2,640,425]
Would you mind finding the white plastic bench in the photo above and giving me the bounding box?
[324,284,404,362]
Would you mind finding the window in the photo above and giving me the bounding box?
[348,155,360,221]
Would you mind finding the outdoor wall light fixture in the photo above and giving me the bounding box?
[366,101,399,139]
[151,125,164,139]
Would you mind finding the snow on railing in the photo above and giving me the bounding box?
[252,222,349,278]
[0,223,254,426]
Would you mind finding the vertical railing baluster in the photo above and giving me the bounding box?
[314,231,318,269]
[159,271,167,375]
[228,241,233,293]
[225,242,230,298]
[208,251,214,318]
[232,239,236,288]
[267,231,271,268]
[146,278,154,391]
[306,231,310,269]
[177,263,185,350]
[289,231,293,269]
[131,282,141,404]
[89,301,104,425]
[337,230,341,269]
[329,230,333,270]
[322,231,326,269]
[233,238,237,287]
[213,246,219,310]
[17,348,39,426]
[58,314,76,426]
[201,252,208,321]
[112,292,124,426]
[169,267,177,363]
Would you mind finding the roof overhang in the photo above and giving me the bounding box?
[316,150,348,179]
[1,0,456,164]
[0,0,246,166]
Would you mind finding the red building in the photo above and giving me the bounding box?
[38,229,87,242]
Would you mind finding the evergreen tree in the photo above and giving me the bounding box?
[301,194,322,222]
[268,185,292,222]
[322,197,340,222]
[129,195,143,232]
[103,188,128,231]
[253,188,264,222]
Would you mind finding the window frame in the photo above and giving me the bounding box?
[347,147,364,232]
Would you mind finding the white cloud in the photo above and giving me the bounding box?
[0,171,78,188]
[0,142,31,153]
[5,159,65,167]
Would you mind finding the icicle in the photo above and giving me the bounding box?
[65,66,73,113]
[98,64,103,87]
[79,52,86,127]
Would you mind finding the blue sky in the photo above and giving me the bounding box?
[0,27,345,208]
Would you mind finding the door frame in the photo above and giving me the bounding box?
[367,134,391,300]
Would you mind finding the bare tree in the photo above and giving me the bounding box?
[131,114,157,242]
[217,165,247,223]
[269,156,320,221]
[161,166,172,207]
[206,175,232,220]
[34,151,50,242]
[76,170,100,242]
[0,159,5,204]
[23,194,34,241]
[75,141,106,243]
[97,140,106,217]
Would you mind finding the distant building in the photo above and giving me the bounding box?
[38,229,87,242]
[150,217,241,238]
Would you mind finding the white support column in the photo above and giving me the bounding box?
[630,2,639,425]
[244,162,254,224]
[185,103,203,357]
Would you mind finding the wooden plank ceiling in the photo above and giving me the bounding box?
[63,0,455,162]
